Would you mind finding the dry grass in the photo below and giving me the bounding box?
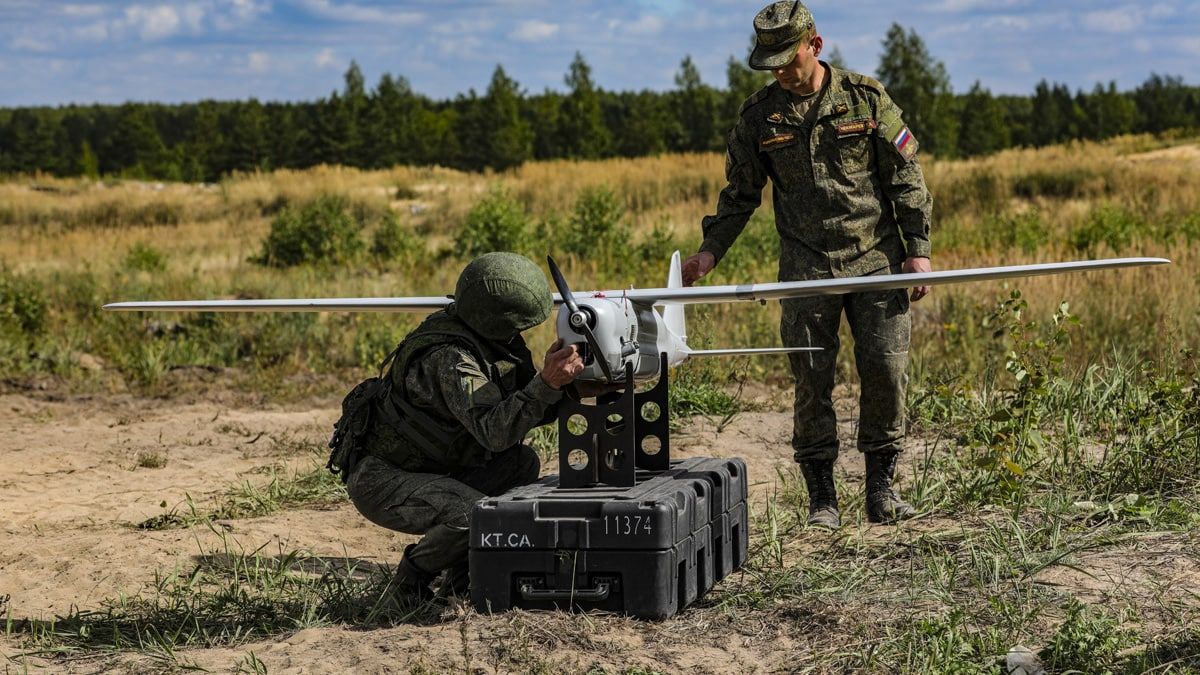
[0,132,1196,394]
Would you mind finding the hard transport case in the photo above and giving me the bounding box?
[469,457,748,619]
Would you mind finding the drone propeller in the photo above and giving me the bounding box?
[547,255,617,383]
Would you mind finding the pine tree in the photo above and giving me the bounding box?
[224,99,268,172]
[1081,82,1135,140]
[615,90,669,157]
[529,90,564,160]
[1133,73,1192,133]
[481,65,533,170]
[672,56,719,152]
[876,24,957,156]
[559,53,611,159]
[957,81,1008,157]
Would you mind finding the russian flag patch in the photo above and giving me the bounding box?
[892,126,918,161]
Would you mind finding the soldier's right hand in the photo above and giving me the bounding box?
[681,251,716,286]
[540,339,585,390]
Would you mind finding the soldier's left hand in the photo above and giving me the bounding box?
[902,257,932,302]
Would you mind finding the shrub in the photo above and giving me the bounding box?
[454,187,530,257]
[1069,205,1140,253]
[563,185,629,258]
[255,195,364,267]
[1012,168,1101,199]
[123,242,167,273]
[370,212,420,262]
[982,210,1049,252]
[0,268,48,335]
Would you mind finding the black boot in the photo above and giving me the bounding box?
[390,544,436,604]
[798,459,840,529]
[865,452,916,524]
[437,561,470,598]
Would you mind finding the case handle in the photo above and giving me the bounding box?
[519,582,610,602]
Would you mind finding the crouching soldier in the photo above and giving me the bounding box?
[327,252,585,602]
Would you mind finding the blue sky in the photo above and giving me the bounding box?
[2,0,1197,107]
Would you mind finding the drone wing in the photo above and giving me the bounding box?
[103,296,452,312]
[589,257,1169,306]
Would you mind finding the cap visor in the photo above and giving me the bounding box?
[749,41,800,71]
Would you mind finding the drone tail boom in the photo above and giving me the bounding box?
[686,347,822,357]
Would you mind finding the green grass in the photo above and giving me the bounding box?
[7,532,436,658]
[138,446,346,530]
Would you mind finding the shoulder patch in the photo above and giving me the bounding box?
[738,82,777,117]
[890,126,919,161]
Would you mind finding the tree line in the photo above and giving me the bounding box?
[2,24,1198,181]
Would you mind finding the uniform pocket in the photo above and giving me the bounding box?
[833,118,874,175]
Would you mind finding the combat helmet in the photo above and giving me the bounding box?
[452,252,553,341]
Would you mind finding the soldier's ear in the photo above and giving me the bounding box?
[810,35,823,57]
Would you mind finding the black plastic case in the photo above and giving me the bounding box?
[469,457,748,619]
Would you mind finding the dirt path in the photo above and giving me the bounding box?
[2,390,1195,673]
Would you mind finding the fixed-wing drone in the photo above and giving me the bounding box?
[104,253,1168,383]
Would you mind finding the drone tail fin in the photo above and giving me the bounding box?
[662,251,687,343]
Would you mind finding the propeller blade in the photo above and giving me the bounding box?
[547,255,616,383]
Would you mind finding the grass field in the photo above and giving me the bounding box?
[1,135,1198,672]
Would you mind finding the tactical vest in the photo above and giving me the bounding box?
[364,309,536,473]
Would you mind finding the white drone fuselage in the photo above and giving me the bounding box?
[554,295,684,382]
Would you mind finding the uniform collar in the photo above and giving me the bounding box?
[764,62,850,127]
[814,61,853,122]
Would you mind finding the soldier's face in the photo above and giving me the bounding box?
[772,35,823,94]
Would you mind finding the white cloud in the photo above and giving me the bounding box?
[315,47,338,68]
[11,36,55,52]
[59,4,105,18]
[181,3,206,32]
[509,19,559,42]
[299,0,422,26]
[619,15,664,37]
[75,21,109,41]
[1180,37,1200,56]
[432,18,494,35]
[981,15,1031,31]
[123,5,183,40]
[1081,6,1143,33]
[247,51,269,72]
[927,0,1030,12]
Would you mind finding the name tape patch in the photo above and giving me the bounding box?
[836,119,876,136]
[760,133,796,149]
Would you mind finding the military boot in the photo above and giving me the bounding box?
[390,544,436,605]
[437,561,470,598]
[865,452,916,524]
[798,459,840,529]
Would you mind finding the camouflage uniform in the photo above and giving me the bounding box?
[699,64,933,462]
[344,253,560,582]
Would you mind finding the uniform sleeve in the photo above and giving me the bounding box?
[421,345,562,454]
[872,90,934,259]
[699,119,769,265]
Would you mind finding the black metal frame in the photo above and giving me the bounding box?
[556,352,671,488]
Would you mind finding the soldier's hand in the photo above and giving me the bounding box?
[540,339,584,390]
[682,251,716,287]
[902,256,932,302]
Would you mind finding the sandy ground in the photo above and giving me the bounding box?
[1,388,1195,673]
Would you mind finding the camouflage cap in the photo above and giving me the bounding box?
[749,1,816,71]
[452,252,553,341]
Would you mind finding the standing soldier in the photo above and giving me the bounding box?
[327,252,587,601]
[682,1,934,528]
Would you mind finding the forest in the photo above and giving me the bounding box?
[2,24,1198,181]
